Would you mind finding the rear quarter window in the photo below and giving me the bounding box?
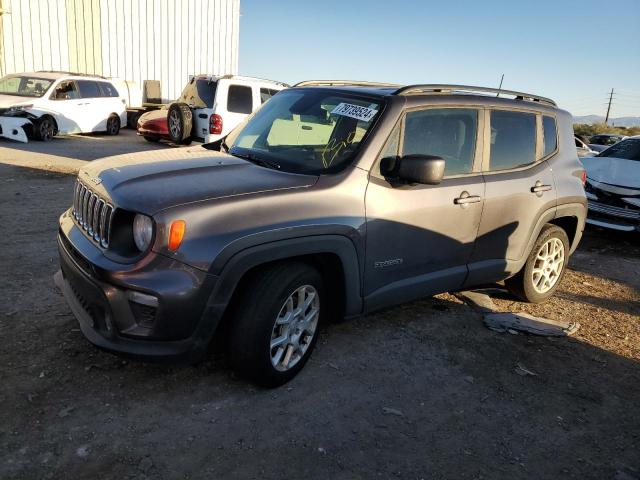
[99,82,119,97]
[227,85,253,114]
[542,116,557,157]
[489,110,536,170]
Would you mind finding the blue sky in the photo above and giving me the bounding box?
[239,0,640,118]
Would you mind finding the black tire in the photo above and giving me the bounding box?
[505,224,570,303]
[230,262,324,387]
[167,103,193,144]
[143,135,160,143]
[34,116,55,141]
[127,111,141,129]
[106,114,120,135]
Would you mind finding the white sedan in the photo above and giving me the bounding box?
[0,71,127,142]
[582,136,640,232]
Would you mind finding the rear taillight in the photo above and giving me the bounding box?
[581,170,587,185]
[209,114,223,135]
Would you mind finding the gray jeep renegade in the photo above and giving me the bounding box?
[56,81,587,386]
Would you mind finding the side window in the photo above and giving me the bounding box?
[401,108,478,176]
[227,85,253,114]
[51,81,79,100]
[76,80,102,98]
[489,110,536,170]
[542,116,557,157]
[260,88,273,104]
[99,82,119,97]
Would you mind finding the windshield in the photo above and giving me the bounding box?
[0,75,53,98]
[598,138,640,161]
[228,89,383,174]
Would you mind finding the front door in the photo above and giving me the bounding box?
[364,107,485,311]
[48,80,83,134]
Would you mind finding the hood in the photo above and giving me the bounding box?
[582,156,640,190]
[0,94,34,109]
[79,147,318,215]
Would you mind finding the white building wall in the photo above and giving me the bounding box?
[0,0,240,101]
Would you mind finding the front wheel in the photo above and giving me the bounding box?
[230,262,324,387]
[505,224,570,303]
[34,116,55,141]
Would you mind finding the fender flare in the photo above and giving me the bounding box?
[201,234,364,334]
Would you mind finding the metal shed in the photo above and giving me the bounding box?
[0,0,240,102]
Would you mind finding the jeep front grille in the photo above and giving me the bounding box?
[72,181,114,248]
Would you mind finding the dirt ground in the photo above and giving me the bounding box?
[1,134,639,480]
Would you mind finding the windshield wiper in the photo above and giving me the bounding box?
[232,151,281,170]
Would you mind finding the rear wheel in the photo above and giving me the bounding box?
[505,224,569,303]
[106,115,120,135]
[230,262,324,387]
[167,103,193,144]
[34,116,55,141]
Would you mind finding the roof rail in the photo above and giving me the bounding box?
[216,74,289,87]
[36,70,107,79]
[294,80,401,88]
[395,84,556,106]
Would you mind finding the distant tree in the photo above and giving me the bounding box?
[574,123,640,138]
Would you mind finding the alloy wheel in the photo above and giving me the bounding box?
[169,110,181,138]
[531,237,565,294]
[270,285,320,372]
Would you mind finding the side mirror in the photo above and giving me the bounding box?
[381,154,445,185]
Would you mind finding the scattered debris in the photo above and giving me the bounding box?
[76,445,90,458]
[382,407,404,417]
[484,312,580,336]
[58,406,74,418]
[515,363,538,377]
[317,447,326,454]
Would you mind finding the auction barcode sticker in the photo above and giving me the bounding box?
[331,103,378,122]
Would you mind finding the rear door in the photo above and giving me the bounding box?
[364,106,486,310]
[465,109,558,285]
[76,80,107,131]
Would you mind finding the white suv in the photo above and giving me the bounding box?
[0,71,127,142]
[162,75,288,144]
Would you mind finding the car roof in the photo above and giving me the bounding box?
[10,71,110,81]
[194,74,288,87]
[291,81,557,107]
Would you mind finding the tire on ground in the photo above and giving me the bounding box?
[505,224,570,303]
[229,262,325,387]
[33,115,56,141]
[106,114,121,135]
[167,103,193,144]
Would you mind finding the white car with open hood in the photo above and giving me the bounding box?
[0,71,127,142]
[582,136,640,232]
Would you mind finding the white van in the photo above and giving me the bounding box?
[0,71,127,142]
[161,75,288,144]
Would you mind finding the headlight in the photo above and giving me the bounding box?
[133,214,154,251]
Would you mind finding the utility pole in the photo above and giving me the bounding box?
[605,88,614,125]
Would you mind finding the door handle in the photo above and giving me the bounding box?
[454,191,482,207]
[531,181,552,194]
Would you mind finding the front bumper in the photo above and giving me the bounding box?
[586,199,640,232]
[0,116,31,142]
[56,212,220,361]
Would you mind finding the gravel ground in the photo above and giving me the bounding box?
[0,135,639,480]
